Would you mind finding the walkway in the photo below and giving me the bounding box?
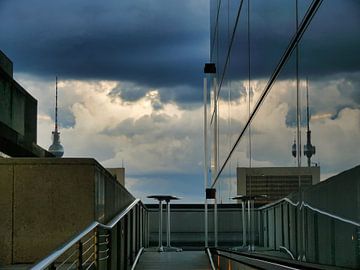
[135,251,211,270]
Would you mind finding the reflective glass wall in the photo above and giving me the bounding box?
[207,0,360,268]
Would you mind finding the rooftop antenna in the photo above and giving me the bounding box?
[48,76,64,157]
[303,78,315,167]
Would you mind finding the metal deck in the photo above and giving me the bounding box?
[135,251,211,270]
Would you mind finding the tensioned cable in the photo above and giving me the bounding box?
[227,0,232,202]
[210,0,222,61]
[211,0,323,188]
[296,0,302,169]
[211,0,245,125]
[247,0,252,169]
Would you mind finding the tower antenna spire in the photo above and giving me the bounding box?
[303,78,315,167]
[55,76,58,132]
[48,76,64,157]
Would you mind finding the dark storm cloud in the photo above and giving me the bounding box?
[1,0,359,106]
[0,0,208,89]
[214,0,360,81]
[109,83,205,108]
[108,84,148,102]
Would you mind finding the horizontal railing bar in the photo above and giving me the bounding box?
[82,245,95,256]
[82,234,95,246]
[82,252,95,266]
[85,261,95,270]
[97,234,109,238]
[30,222,98,270]
[65,259,78,270]
[98,255,109,261]
[55,249,78,268]
[31,199,143,270]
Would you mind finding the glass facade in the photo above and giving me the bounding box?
[207,0,360,268]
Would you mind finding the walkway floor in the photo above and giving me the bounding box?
[135,251,211,270]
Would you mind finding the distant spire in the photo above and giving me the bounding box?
[48,76,64,157]
[303,78,315,166]
[55,76,58,132]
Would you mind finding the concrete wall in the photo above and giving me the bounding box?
[0,50,50,157]
[0,158,134,266]
[0,50,13,77]
[146,204,253,248]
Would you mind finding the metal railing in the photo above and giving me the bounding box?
[257,195,360,268]
[31,199,148,270]
[258,196,360,227]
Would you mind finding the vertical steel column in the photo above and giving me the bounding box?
[140,206,143,248]
[213,77,218,248]
[213,77,218,175]
[247,200,251,251]
[251,199,255,251]
[166,201,171,247]
[204,77,209,247]
[242,201,246,246]
[158,200,163,251]
[214,196,218,247]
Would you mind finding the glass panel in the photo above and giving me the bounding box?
[209,0,360,268]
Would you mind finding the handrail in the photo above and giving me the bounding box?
[130,247,144,270]
[212,248,327,270]
[258,197,360,227]
[101,199,140,229]
[31,198,142,270]
[279,246,295,260]
[206,248,216,270]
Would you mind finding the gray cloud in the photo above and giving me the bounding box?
[48,107,76,129]
[109,84,148,102]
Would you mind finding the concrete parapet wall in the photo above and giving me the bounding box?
[0,158,134,265]
[146,205,250,247]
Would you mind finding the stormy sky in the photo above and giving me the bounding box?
[0,0,359,203]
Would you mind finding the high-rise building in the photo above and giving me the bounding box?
[237,166,320,205]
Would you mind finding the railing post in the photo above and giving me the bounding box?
[107,230,112,270]
[94,228,99,269]
[49,262,56,270]
[357,227,360,268]
[214,196,218,247]
[78,241,83,270]
[240,201,245,247]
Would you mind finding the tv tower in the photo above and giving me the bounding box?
[48,76,64,157]
[303,78,315,167]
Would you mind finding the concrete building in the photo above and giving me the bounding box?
[106,167,125,186]
[0,158,134,265]
[237,166,320,205]
[0,50,52,157]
